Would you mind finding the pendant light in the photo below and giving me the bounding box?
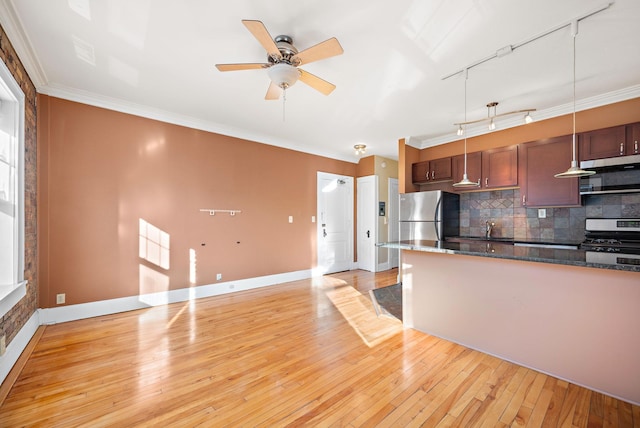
[555,21,595,179]
[453,69,480,188]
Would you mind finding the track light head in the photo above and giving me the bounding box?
[524,112,533,124]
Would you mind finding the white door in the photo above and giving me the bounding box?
[317,172,354,274]
[388,178,399,269]
[357,176,377,272]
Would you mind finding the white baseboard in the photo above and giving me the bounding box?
[377,261,391,272]
[39,269,313,325]
[0,311,39,385]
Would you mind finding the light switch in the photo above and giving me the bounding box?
[311,216,315,223]
[288,216,293,223]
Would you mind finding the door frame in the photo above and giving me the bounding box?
[356,175,377,272]
[388,177,399,270]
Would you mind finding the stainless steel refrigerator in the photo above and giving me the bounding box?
[399,190,460,242]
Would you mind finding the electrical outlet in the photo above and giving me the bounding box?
[216,273,222,281]
[0,334,6,356]
[538,209,547,219]
[288,216,293,223]
[56,293,66,304]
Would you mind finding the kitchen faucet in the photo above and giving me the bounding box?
[485,220,495,239]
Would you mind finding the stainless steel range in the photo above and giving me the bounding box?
[581,218,640,267]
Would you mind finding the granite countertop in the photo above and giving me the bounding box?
[378,238,640,273]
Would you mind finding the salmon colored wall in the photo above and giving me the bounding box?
[38,95,356,307]
[356,155,375,177]
[399,138,420,193]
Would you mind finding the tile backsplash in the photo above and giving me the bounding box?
[459,190,640,242]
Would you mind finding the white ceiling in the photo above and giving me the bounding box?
[1,0,639,162]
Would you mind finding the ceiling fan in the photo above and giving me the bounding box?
[215,20,344,100]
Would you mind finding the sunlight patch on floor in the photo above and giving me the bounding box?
[324,283,403,347]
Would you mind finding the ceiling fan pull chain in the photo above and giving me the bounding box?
[282,88,286,121]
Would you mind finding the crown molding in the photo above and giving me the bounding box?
[40,82,358,163]
[0,0,47,88]
[418,84,640,149]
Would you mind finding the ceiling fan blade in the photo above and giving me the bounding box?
[242,20,282,60]
[265,81,282,100]
[215,63,270,72]
[293,37,343,66]
[298,69,336,96]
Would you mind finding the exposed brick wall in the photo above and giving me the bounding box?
[0,24,38,347]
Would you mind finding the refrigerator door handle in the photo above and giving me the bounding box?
[434,195,442,241]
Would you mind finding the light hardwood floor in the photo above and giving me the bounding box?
[1,269,638,427]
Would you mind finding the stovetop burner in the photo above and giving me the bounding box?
[582,218,640,255]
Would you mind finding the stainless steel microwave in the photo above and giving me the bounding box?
[579,154,640,195]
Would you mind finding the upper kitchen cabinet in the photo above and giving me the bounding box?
[452,151,482,187]
[519,135,580,207]
[627,122,640,156]
[481,145,518,189]
[579,125,626,160]
[412,161,429,184]
[412,157,452,184]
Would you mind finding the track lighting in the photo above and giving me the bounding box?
[454,101,535,133]
[555,21,595,179]
[453,69,480,188]
[524,112,533,124]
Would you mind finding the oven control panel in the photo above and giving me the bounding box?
[586,218,640,233]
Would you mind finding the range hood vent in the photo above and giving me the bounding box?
[580,154,640,171]
[579,154,640,195]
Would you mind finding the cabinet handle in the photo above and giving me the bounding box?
[425,171,429,180]
[522,195,526,206]
[620,142,624,155]
[485,177,489,187]
[431,171,435,179]
[635,140,638,154]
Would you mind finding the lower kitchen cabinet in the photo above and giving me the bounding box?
[519,135,580,207]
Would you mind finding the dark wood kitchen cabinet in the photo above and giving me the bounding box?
[627,122,640,156]
[452,151,482,187]
[412,157,452,184]
[412,161,429,184]
[579,125,626,160]
[519,135,580,207]
[481,145,518,189]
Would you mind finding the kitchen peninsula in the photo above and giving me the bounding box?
[397,245,639,405]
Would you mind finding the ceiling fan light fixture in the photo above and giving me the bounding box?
[267,62,300,89]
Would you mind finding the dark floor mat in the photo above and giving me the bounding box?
[369,283,402,321]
